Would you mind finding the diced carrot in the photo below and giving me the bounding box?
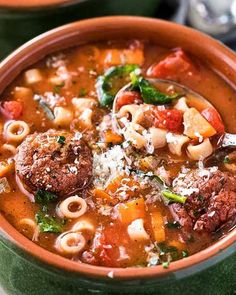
[106,174,139,197]
[123,49,144,65]
[0,161,14,178]
[118,197,146,223]
[183,107,216,139]
[106,175,124,194]
[93,188,115,204]
[201,107,225,134]
[103,130,123,144]
[150,210,165,243]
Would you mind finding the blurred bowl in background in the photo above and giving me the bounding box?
[0,0,160,59]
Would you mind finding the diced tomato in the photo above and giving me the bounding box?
[152,108,183,132]
[201,107,225,134]
[0,101,23,119]
[147,48,197,81]
[89,231,113,266]
[116,91,142,109]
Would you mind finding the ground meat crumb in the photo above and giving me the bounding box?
[15,129,93,196]
[170,169,236,233]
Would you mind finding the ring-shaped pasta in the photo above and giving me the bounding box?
[187,138,213,160]
[4,120,30,143]
[72,220,95,233]
[56,231,86,255]
[168,134,190,156]
[148,127,167,149]
[123,123,147,149]
[79,108,93,129]
[1,143,17,156]
[58,196,87,219]
[118,104,140,121]
[53,107,73,127]
[174,96,189,112]
[19,218,37,230]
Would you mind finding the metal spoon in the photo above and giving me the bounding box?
[112,78,236,164]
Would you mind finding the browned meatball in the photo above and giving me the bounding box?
[170,169,236,233]
[15,129,93,196]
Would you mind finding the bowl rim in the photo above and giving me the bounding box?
[0,0,88,11]
[0,16,235,280]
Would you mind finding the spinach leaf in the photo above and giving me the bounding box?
[96,64,139,107]
[166,221,181,229]
[57,135,66,145]
[130,71,178,105]
[35,211,63,233]
[35,189,58,206]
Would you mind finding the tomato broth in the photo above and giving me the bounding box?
[0,40,235,268]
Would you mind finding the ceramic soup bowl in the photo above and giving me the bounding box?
[0,16,235,295]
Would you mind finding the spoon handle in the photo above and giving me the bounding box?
[222,133,236,148]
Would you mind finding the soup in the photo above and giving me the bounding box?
[0,40,235,268]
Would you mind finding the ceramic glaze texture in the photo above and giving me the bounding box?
[0,238,235,295]
[0,17,235,295]
[0,0,159,59]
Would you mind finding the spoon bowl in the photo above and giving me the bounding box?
[112,78,236,162]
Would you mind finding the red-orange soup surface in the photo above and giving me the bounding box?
[0,40,235,268]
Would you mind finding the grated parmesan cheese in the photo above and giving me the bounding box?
[34,92,65,108]
[93,145,126,188]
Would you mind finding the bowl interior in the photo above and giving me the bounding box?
[0,16,235,279]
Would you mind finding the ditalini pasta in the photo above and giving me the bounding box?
[0,40,235,269]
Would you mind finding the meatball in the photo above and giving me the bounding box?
[170,169,236,233]
[15,129,93,196]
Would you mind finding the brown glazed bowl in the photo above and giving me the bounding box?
[0,16,235,295]
[0,0,159,59]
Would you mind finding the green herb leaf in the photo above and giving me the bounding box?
[35,211,63,233]
[35,189,58,207]
[223,156,230,164]
[162,261,170,269]
[53,82,65,94]
[162,190,187,204]
[79,88,87,96]
[166,221,181,229]
[197,195,204,202]
[96,64,139,107]
[182,250,189,258]
[57,135,66,145]
[130,72,178,105]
